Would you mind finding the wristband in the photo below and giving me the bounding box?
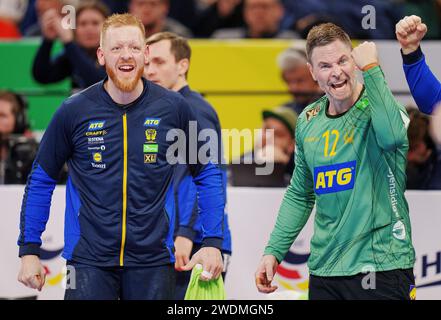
[361,62,379,72]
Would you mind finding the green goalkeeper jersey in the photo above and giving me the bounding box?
[264,66,415,276]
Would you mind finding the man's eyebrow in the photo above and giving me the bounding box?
[317,55,348,65]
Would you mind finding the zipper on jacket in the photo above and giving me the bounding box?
[119,113,128,266]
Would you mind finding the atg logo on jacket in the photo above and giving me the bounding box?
[313,160,356,195]
[87,120,106,131]
[144,118,161,127]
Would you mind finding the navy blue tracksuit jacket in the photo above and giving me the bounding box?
[18,78,224,267]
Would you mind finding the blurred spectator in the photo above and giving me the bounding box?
[242,106,297,178]
[276,46,322,115]
[281,0,335,39]
[212,0,298,39]
[192,0,244,38]
[0,0,28,39]
[24,0,79,37]
[284,0,401,39]
[32,0,108,90]
[406,108,441,189]
[0,91,31,136]
[20,0,36,34]
[128,0,193,38]
[335,0,401,39]
[0,91,38,184]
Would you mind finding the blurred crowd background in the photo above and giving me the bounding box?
[0,0,440,190]
[2,0,441,40]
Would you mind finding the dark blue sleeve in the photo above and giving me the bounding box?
[32,38,72,84]
[192,163,224,249]
[178,98,224,249]
[64,42,106,87]
[174,165,199,240]
[18,102,73,257]
[402,47,441,115]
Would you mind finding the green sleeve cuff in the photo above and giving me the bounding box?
[263,247,284,264]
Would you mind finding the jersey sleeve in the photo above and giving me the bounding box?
[174,164,198,241]
[177,97,224,249]
[18,102,73,257]
[263,120,316,263]
[402,47,441,115]
[363,65,409,152]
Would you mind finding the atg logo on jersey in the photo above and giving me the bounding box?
[314,160,356,195]
[144,118,161,127]
[88,121,106,131]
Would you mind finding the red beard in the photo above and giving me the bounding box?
[106,64,144,92]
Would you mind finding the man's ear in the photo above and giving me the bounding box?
[97,47,105,66]
[307,62,316,81]
[178,58,190,77]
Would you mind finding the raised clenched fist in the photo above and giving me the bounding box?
[351,41,378,71]
[395,15,428,55]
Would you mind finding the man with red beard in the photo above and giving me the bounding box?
[16,13,225,300]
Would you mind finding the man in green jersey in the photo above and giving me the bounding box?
[255,23,416,300]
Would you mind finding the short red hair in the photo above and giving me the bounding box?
[100,13,145,47]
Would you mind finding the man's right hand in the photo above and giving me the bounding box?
[395,15,428,55]
[18,255,46,291]
[255,255,279,294]
[174,236,193,271]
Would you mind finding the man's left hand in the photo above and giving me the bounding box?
[174,236,193,271]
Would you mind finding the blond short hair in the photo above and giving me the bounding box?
[306,23,351,63]
[100,13,145,47]
[145,32,191,62]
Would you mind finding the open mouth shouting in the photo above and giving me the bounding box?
[330,80,348,91]
[118,64,136,73]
